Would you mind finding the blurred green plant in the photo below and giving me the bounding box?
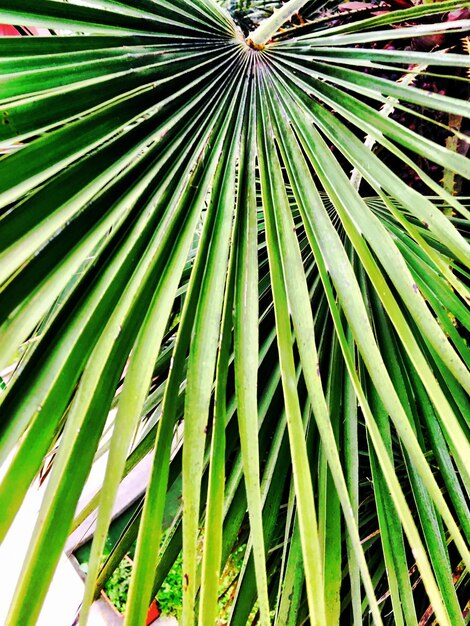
[104,558,133,615]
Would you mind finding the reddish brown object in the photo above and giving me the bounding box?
[338,2,376,10]
[146,599,160,625]
[447,8,470,21]
[412,33,446,50]
[0,24,50,36]
[0,24,22,35]
[386,0,413,8]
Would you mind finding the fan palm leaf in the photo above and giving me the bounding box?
[0,0,469,624]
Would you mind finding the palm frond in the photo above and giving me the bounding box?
[0,1,469,625]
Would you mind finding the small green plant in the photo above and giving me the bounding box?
[103,552,185,617]
[217,543,246,622]
[156,552,183,619]
[102,541,247,620]
[104,558,133,614]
